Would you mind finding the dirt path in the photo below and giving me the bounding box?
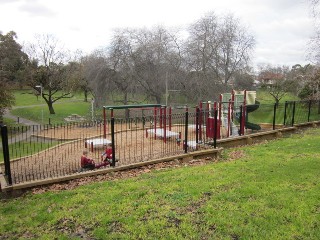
[3,109,41,144]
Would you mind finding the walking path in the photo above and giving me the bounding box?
[3,109,40,144]
[2,99,86,145]
[4,108,40,126]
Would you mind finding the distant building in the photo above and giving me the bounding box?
[257,72,284,88]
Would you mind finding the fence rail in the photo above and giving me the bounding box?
[1,100,320,186]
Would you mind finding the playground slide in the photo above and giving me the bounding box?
[244,100,261,131]
[235,100,261,131]
[244,121,261,131]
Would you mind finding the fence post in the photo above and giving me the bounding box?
[184,107,189,153]
[1,125,12,185]
[110,109,116,167]
[308,100,312,122]
[214,109,218,149]
[283,101,287,126]
[273,103,277,130]
[291,101,296,126]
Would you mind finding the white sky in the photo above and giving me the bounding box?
[0,0,314,68]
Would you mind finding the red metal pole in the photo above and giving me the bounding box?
[160,107,163,129]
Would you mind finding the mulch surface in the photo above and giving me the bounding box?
[30,157,217,195]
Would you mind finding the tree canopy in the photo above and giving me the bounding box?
[0,31,28,121]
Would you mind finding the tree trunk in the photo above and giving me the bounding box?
[48,101,55,114]
[84,89,88,102]
[155,95,161,104]
[124,92,130,119]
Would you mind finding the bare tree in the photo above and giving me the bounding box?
[184,13,220,101]
[308,0,320,62]
[184,12,255,102]
[130,26,183,104]
[217,14,255,85]
[291,64,320,100]
[108,29,136,105]
[26,34,74,114]
[258,65,290,105]
[82,51,114,107]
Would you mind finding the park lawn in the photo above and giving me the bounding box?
[248,102,320,126]
[1,128,320,239]
[256,89,299,104]
[11,101,92,124]
[13,89,90,107]
[2,117,25,128]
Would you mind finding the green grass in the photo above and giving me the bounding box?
[10,89,93,124]
[248,101,320,125]
[1,128,320,239]
[2,117,25,128]
[11,101,92,124]
[256,89,299,104]
[10,89,303,125]
[13,89,90,107]
[0,141,59,163]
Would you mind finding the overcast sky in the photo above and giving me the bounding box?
[0,0,314,68]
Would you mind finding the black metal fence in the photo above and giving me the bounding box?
[1,100,320,186]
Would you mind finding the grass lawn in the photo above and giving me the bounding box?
[2,117,25,128]
[1,128,320,239]
[256,89,299,104]
[9,89,304,125]
[13,89,90,107]
[11,101,92,124]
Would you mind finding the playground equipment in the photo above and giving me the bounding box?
[193,90,261,142]
[145,106,179,142]
[231,90,261,132]
[98,92,261,166]
[102,104,178,165]
[85,138,111,151]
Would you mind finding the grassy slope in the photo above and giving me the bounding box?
[1,128,320,239]
[256,89,300,104]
